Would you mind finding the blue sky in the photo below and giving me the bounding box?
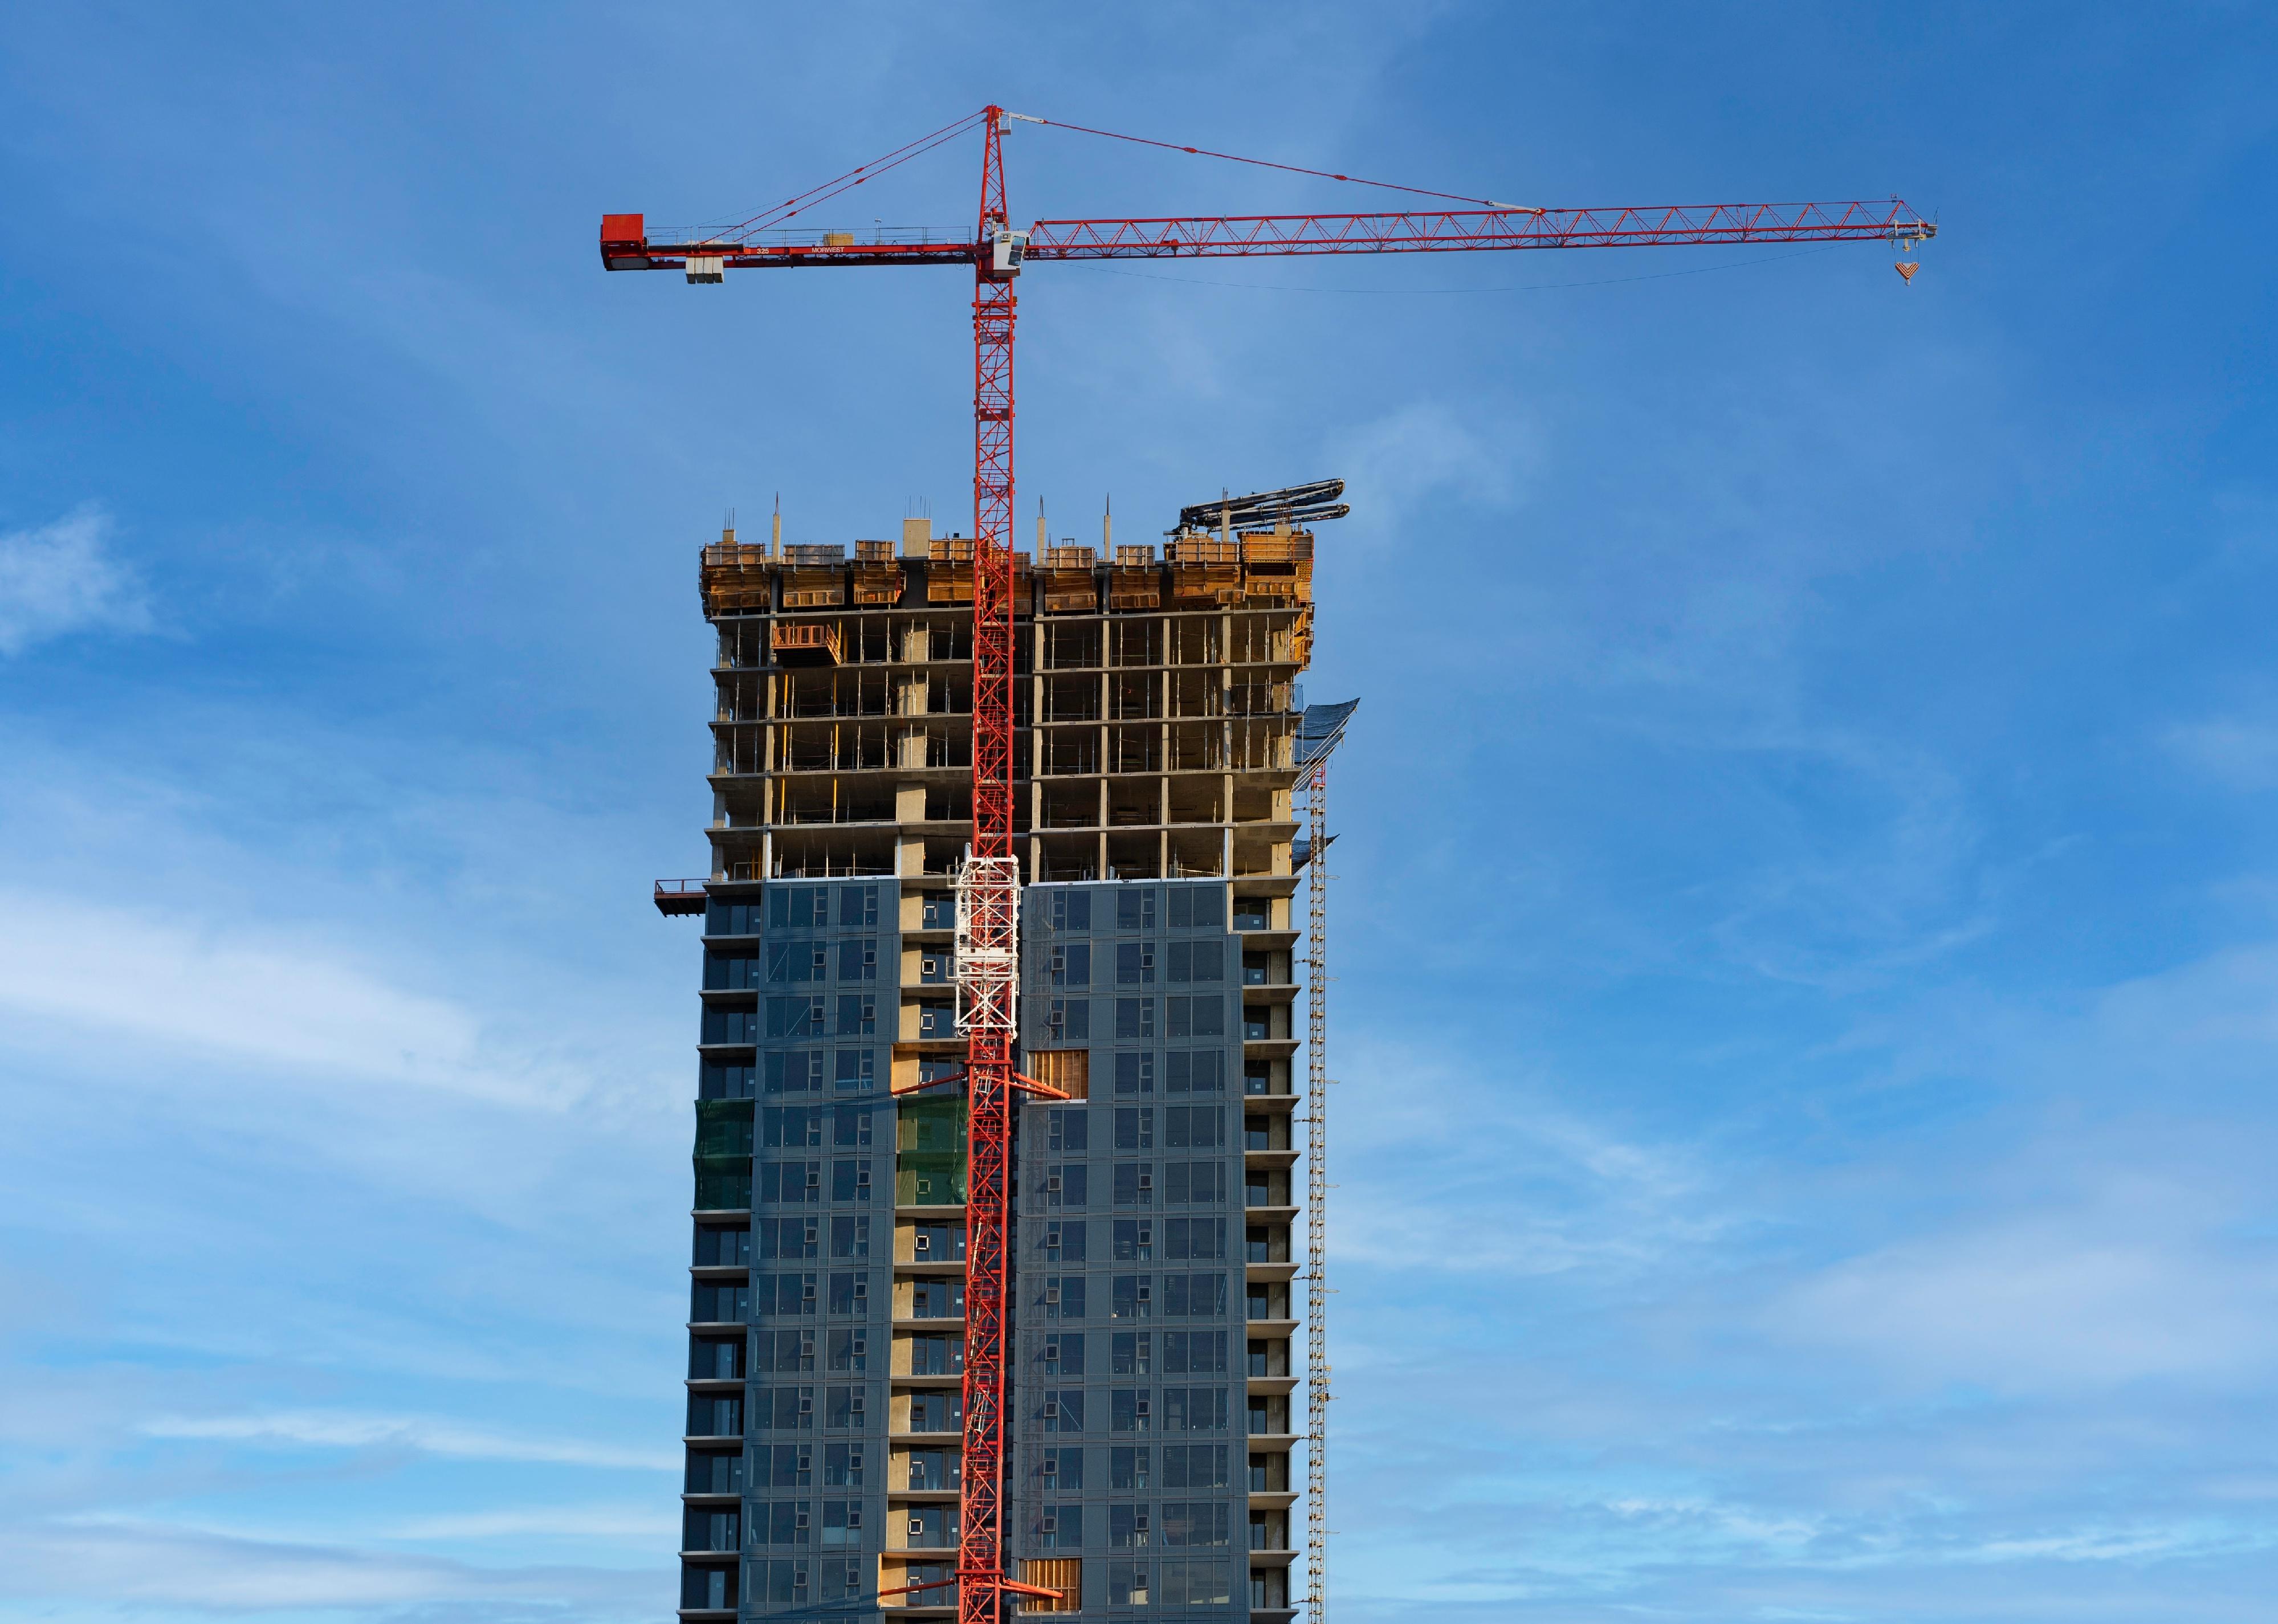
[3,2,2276,1621]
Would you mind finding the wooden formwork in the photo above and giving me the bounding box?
[850,539,898,604]
[1025,1049,1089,1099]
[1241,529,1315,606]
[1107,565,1160,610]
[1163,533,1238,566]
[1015,1558,1081,1613]
[698,542,773,614]
[851,540,901,606]
[1169,562,1242,605]
[771,621,842,666]
[926,562,973,605]
[780,568,842,609]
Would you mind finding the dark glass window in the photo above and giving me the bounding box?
[755,1328,816,1372]
[765,997,826,1039]
[1111,1388,1154,1432]
[686,1447,745,1493]
[1045,1108,1086,1152]
[770,886,829,928]
[767,941,830,983]
[1040,1275,1084,1319]
[1165,1052,1224,1094]
[1163,1442,1229,1488]
[694,1225,751,1266]
[1162,1329,1227,1373]
[762,1105,822,1148]
[700,1060,757,1099]
[828,1216,870,1259]
[1040,1388,1084,1433]
[766,1051,824,1094]
[754,1442,814,1487]
[1167,885,1222,928]
[1167,940,1225,982]
[1166,1152,1221,1202]
[1164,1105,1224,1149]
[1115,1052,1155,1095]
[1040,1220,1086,1262]
[757,1217,818,1259]
[702,1007,760,1044]
[1046,998,1089,1041]
[1166,995,1225,1038]
[1112,1275,1153,1320]
[752,1273,816,1315]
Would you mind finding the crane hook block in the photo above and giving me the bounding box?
[1894,261,1921,284]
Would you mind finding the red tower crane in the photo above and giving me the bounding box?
[606,105,1934,1624]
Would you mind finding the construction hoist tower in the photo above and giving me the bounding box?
[1294,703,1355,1619]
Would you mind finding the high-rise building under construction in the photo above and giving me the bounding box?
[667,497,1348,1623]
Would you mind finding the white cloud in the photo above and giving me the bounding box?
[1772,1206,2278,1389]
[2166,713,2278,791]
[0,889,572,1108]
[144,1409,677,1472]
[1326,400,1536,540]
[0,1517,659,1613]
[0,505,149,655]
[385,1505,679,1540]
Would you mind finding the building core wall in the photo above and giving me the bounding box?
[676,521,1314,1623]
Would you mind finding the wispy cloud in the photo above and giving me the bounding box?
[0,1517,659,1614]
[0,505,149,655]
[384,1505,679,1540]
[144,1409,677,1472]
[1327,400,1537,541]
[1772,1214,2278,1389]
[0,889,577,1108]
[2166,711,2278,791]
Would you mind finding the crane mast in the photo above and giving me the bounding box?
[606,103,1934,1623]
[955,105,1022,1624]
